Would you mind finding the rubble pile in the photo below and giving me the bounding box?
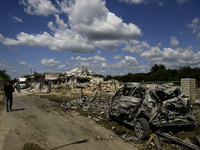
[60,92,110,123]
[25,79,121,96]
[25,80,200,150]
[58,82,200,150]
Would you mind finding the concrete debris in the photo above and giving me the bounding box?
[155,131,200,150]
[153,135,161,150]
[195,135,200,145]
[93,118,100,122]
[22,75,200,150]
[25,78,120,96]
[124,136,139,142]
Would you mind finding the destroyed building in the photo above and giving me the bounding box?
[64,66,103,83]
[44,66,104,84]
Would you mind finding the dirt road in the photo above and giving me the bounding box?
[0,90,137,150]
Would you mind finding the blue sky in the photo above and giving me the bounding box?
[0,0,200,79]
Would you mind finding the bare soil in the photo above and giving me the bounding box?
[0,90,137,150]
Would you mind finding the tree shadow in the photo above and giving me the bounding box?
[50,139,88,150]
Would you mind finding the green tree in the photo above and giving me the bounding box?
[105,75,113,81]
[23,74,31,78]
[149,64,167,81]
[0,70,11,89]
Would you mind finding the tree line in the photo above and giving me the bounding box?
[0,70,45,90]
[1,64,200,89]
[105,64,200,83]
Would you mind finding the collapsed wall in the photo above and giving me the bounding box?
[181,78,196,104]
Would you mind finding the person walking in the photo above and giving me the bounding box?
[2,81,14,112]
[16,82,21,93]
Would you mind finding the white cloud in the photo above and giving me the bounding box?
[0,60,12,69]
[141,46,163,63]
[99,62,109,69]
[19,61,33,68]
[68,0,142,40]
[9,14,23,22]
[70,55,109,73]
[19,0,59,16]
[112,56,139,70]
[41,58,61,68]
[122,40,150,54]
[188,18,200,40]
[140,46,200,68]
[56,0,74,14]
[59,64,67,70]
[72,55,107,63]
[2,0,142,54]
[170,36,179,47]
[2,15,95,53]
[91,55,107,63]
[94,40,124,50]
[198,33,200,40]
[70,57,75,60]
[79,62,94,69]
[0,34,4,42]
[65,61,70,65]
[74,56,88,62]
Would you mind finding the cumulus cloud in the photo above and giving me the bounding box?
[170,36,179,47]
[122,40,150,54]
[19,61,33,68]
[59,64,67,70]
[141,46,200,68]
[41,58,61,68]
[141,46,162,60]
[94,40,124,50]
[1,0,142,53]
[112,56,139,70]
[19,0,59,16]
[91,55,107,63]
[2,15,95,53]
[68,0,142,41]
[0,34,5,43]
[72,55,106,63]
[70,55,109,72]
[188,18,200,40]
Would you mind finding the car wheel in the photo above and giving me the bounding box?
[134,118,150,140]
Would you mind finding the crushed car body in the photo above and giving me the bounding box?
[108,83,194,139]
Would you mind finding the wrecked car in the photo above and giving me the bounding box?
[108,83,194,140]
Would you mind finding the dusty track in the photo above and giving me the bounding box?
[0,90,137,150]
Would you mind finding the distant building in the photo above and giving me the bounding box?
[64,66,104,83]
[44,66,104,84]
[44,72,62,81]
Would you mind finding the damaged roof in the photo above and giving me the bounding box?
[64,66,95,77]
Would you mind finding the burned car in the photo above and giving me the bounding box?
[108,83,194,139]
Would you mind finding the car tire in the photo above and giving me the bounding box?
[134,118,150,140]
